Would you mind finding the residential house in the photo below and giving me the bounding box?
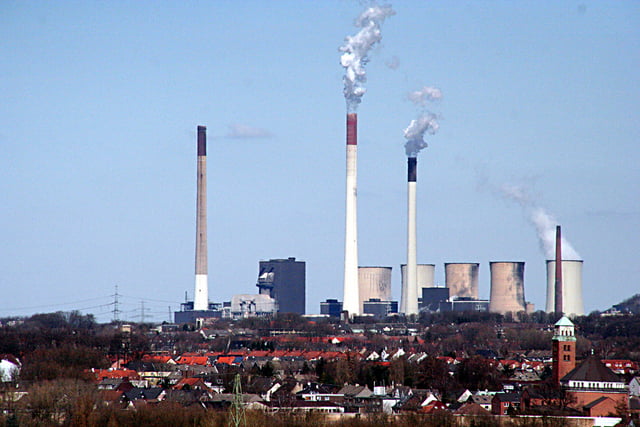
[471,393,494,412]
[338,385,381,413]
[491,392,520,415]
[122,388,166,407]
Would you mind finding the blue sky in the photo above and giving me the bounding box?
[1,1,639,322]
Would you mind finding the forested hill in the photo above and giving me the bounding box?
[612,294,640,314]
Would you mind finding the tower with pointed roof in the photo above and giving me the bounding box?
[552,316,576,385]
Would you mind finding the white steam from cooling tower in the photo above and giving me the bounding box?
[340,4,394,316]
[500,184,581,260]
[500,184,583,316]
[401,86,442,315]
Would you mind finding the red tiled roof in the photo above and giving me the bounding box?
[94,369,140,380]
[142,355,174,364]
[216,356,237,365]
[176,356,209,366]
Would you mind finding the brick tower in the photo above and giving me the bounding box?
[552,316,576,385]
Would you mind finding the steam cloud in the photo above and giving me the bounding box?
[501,184,581,260]
[226,124,272,139]
[404,86,442,157]
[340,4,395,112]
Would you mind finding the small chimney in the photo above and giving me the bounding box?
[554,225,563,314]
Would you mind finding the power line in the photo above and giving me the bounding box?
[3,296,113,311]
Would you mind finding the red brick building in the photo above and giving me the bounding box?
[560,356,627,416]
[552,316,576,385]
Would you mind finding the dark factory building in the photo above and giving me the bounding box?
[419,287,450,312]
[256,257,306,315]
[174,301,225,323]
[363,298,398,320]
[320,299,343,318]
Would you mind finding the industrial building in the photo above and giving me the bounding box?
[419,287,449,312]
[439,298,489,312]
[320,299,343,318]
[230,294,278,318]
[546,260,584,317]
[256,257,306,315]
[358,267,392,313]
[445,263,479,300]
[488,261,527,315]
[363,298,398,319]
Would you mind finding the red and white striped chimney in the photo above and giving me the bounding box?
[343,113,360,315]
[194,125,209,311]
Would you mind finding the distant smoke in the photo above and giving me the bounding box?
[404,86,442,157]
[340,4,395,112]
[226,124,272,139]
[385,55,400,70]
[501,184,581,260]
[407,86,442,106]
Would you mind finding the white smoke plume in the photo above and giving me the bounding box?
[403,86,442,157]
[340,4,395,112]
[501,184,582,260]
[407,86,442,106]
[226,123,272,139]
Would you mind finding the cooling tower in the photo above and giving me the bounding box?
[445,263,479,299]
[401,264,435,293]
[193,125,209,311]
[343,113,360,315]
[489,261,526,314]
[358,267,392,313]
[545,260,584,317]
[402,157,419,315]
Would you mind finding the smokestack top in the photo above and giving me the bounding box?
[197,125,207,156]
[347,113,357,146]
[408,157,417,182]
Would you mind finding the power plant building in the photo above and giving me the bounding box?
[445,263,479,299]
[401,263,435,313]
[363,299,398,319]
[488,261,526,314]
[230,294,278,318]
[401,264,436,292]
[358,266,392,313]
[546,260,584,317]
[256,257,306,315]
[320,299,343,318]
[419,287,449,312]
